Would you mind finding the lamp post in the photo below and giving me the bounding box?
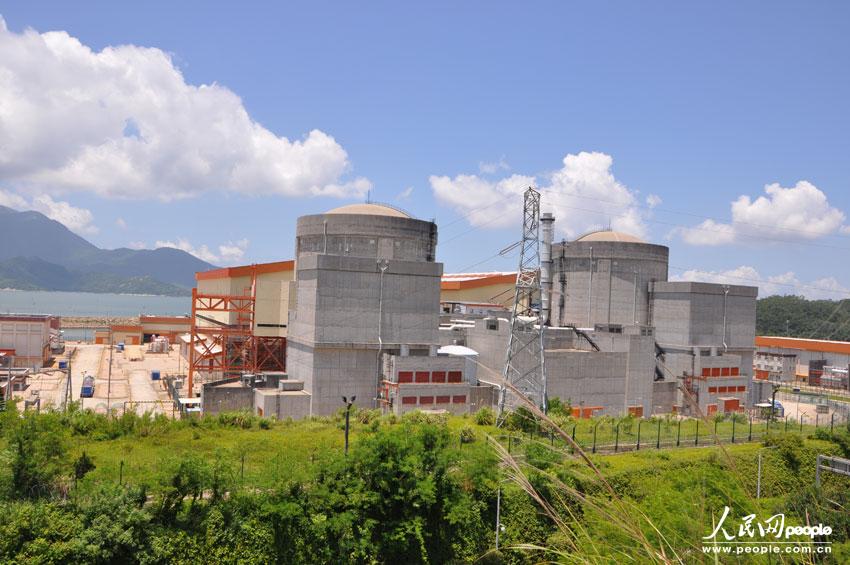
[342,396,356,456]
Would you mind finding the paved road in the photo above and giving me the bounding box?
[128,368,166,414]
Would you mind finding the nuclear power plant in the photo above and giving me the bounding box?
[187,194,758,420]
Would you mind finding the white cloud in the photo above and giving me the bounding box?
[646,194,662,208]
[127,241,147,250]
[431,151,648,239]
[396,186,414,201]
[0,17,370,201]
[841,225,850,235]
[676,181,847,246]
[154,237,248,265]
[479,156,510,174]
[0,188,97,235]
[671,266,850,300]
[115,217,127,229]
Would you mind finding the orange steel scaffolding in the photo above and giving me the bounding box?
[186,266,286,397]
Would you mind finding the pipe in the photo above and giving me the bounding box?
[557,241,566,326]
[375,260,389,408]
[540,213,554,326]
[587,246,593,327]
[722,285,729,352]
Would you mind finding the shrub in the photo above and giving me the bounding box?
[474,407,495,426]
[459,426,476,444]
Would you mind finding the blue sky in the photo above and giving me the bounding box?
[0,2,849,298]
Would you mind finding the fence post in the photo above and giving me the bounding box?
[732,417,736,443]
[508,435,512,454]
[831,413,835,433]
[119,460,124,486]
[816,413,819,429]
[695,419,699,446]
[714,419,718,438]
[614,422,620,453]
[676,419,681,447]
[637,420,642,451]
[592,422,598,454]
[550,430,554,446]
[785,417,788,432]
[748,416,753,442]
[800,415,803,433]
[656,419,661,449]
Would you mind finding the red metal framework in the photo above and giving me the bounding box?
[187,268,256,397]
[187,265,289,397]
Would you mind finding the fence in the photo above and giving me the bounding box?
[495,411,850,456]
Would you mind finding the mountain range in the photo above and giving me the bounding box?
[0,205,216,296]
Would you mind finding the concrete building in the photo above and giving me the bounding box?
[286,203,443,415]
[441,230,758,418]
[552,231,669,328]
[754,350,797,382]
[0,314,61,368]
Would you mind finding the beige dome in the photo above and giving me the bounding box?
[325,203,411,218]
[575,230,645,244]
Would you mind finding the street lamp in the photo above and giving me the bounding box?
[342,396,356,456]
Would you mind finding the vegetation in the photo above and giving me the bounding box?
[0,401,848,563]
[757,295,850,341]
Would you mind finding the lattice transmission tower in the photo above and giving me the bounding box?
[498,187,547,418]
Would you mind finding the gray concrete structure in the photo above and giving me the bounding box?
[552,231,669,328]
[287,203,444,415]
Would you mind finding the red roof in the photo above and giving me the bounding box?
[756,336,850,356]
[441,272,516,290]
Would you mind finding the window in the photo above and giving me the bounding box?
[448,371,462,383]
[419,396,434,405]
[708,387,717,393]
[402,396,417,405]
[737,386,746,392]
[436,395,450,404]
[452,395,467,404]
[718,386,728,393]
[711,368,721,377]
[431,371,446,383]
[486,319,498,331]
[721,367,730,376]
[415,371,430,383]
[731,367,740,376]
[398,371,413,383]
[702,368,711,377]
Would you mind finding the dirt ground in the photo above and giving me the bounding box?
[16,341,184,416]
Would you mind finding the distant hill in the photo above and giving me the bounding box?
[0,205,216,295]
[757,295,850,342]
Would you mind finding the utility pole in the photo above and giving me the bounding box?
[107,323,114,417]
[342,395,356,455]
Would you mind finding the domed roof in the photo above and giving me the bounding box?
[575,230,645,244]
[325,203,412,218]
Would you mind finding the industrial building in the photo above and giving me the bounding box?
[754,336,850,391]
[94,315,192,345]
[185,199,759,420]
[0,314,62,367]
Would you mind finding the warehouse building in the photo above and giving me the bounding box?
[94,316,192,345]
[0,314,61,368]
[754,336,850,386]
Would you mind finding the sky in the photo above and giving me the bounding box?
[0,2,849,299]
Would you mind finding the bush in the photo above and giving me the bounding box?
[459,426,476,444]
[474,407,495,426]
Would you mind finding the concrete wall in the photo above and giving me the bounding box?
[552,240,668,328]
[201,380,254,414]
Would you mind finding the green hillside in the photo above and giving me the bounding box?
[757,295,850,341]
